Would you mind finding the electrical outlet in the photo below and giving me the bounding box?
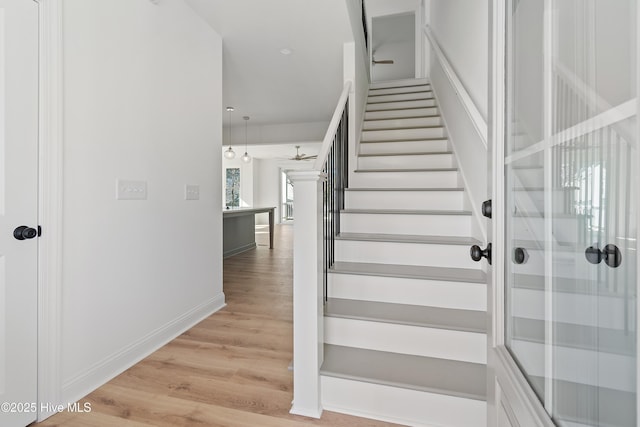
[116,179,147,200]
[185,184,200,200]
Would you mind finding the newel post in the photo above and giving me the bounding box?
[288,170,325,419]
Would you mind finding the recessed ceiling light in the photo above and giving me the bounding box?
[280,48,293,56]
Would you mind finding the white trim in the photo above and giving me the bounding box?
[313,81,352,171]
[423,25,488,148]
[494,346,556,427]
[288,171,325,419]
[636,0,640,418]
[505,99,637,165]
[61,294,226,408]
[36,0,63,421]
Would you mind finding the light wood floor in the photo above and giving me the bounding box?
[36,224,398,427]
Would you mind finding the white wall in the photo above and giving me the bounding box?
[222,156,254,208]
[427,0,489,241]
[430,0,488,120]
[60,0,224,405]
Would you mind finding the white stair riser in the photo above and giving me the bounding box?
[328,273,487,311]
[511,217,578,243]
[321,376,487,427]
[510,340,635,392]
[512,134,536,151]
[514,189,576,215]
[365,107,438,120]
[359,139,449,155]
[363,116,441,131]
[362,127,446,142]
[509,248,597,280]
[335,240,479,269]
[351,170,459,188]
[368,92,433,104]
[341,213,472,236]
[368,84,431,96]
[512,168,544,188]
[512,288,629,329]
[366,99,437,111]
[325,317,486,364]
[345,190,464,210]
[369,78,430,90]
[358,153,455,170]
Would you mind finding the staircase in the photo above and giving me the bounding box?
[319,78,488,426]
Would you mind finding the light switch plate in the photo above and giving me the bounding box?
[185,184,200,200]
[116,179,147,200]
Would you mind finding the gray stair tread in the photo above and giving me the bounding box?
[362,125,443,131]
[345,187,464,192]
[364,125,444,131]
[330,261,486,283]
[364,114,440,121]
[368,97,435,104]
[368,90,433,97]
[511,239,577,252]
[528,376,635,427]
[358,151,452,157]
[321,344,486,401]
[360,137,448,144]
[337,232,480,246]
[512,274,629,297]
[342,208,471,216]
[325,298,486,333]
[511,317,635,356]
[354,168,458,173]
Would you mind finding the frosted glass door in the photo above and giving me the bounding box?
[504,1,637,426]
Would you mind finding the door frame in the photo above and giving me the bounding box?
[487,0,553,423]
[488,0,640,425]
[35,0,63,421]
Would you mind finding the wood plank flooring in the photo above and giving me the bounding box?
[36,225,398,427]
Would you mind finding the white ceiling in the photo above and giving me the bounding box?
[185,0,355,128]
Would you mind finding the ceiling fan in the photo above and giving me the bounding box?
[289,146,317,161]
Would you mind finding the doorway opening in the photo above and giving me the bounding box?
[281,171,294,223]
[371,12,415,82]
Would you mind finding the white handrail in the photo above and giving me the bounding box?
[423,26,488,148]
[313,81,352,170]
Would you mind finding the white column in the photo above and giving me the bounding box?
[288,170,325,419]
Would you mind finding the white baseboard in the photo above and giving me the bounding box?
[60,293,226,407]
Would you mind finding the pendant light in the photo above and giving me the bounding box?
[224,106,236,159]
[241,116,252,163]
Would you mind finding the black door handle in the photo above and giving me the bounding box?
[14,225,38,240]
[585,244,622,268]
[482,200,492,219]
[513,247,528,264]
[470,243,492,265]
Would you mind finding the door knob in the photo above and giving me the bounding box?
[14,225,38,240]
[470,243,492,265]
[482,199,492,219]
[513,247,528,264]
[585,244,622,268]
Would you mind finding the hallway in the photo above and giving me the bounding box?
[37,225,395,427]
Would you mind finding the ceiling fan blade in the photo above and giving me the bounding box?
[300,155,317,160]
[373,59,394,64]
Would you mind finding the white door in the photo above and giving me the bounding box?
[0,0,39,426]
[490,0,638,426]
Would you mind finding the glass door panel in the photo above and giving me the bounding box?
[505,1,637,426]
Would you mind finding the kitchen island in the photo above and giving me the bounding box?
[222,206,275,258]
